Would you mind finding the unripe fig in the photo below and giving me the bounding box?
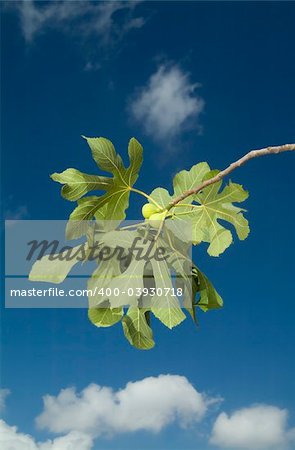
[142,203,159,219]
[148,211,167,227]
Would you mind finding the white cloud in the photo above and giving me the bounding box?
[0,420,93,450]
[210,404,295,450]
[0,389,10,413]
[11,0,144,44]
[130,64,204,142]
[36,374,214,437]
[3,380,295,450]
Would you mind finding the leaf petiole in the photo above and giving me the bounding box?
[130,187,162,209]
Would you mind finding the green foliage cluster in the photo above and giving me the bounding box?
[29,137,250,349]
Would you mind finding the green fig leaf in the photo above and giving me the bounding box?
[192,266,223,312]
[29,244,86,284]
[167,165,249,256]
[150,258,186,329]
[122,307,155,350]
[51,169,113,201]
[66,137,143,240]
[88,307,123,327]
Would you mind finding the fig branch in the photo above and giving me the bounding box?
[166,143,295,210]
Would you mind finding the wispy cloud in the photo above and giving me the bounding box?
[0,389,10,414]
[210,404,295,450]
[36,374,215,437]
[4,205,29,222]
[130,63,205,143]
[9,1,145,51]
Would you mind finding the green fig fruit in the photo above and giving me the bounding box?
[148,211,167,227]
[142,203,159,219]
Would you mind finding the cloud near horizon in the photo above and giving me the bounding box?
[130,64,205,143]
[2,377,295,450]
[210,404,295,450]
[0,421,93,450]
[0,375,215,449]
[36,374,214,437]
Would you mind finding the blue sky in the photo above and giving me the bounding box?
[1,1,295,449]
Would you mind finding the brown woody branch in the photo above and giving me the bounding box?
[167,143,295,209]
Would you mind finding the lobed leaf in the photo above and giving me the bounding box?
[82,136,124,176]
[66,137,143,239]
[51,169,112,201]
[172,162,210,211]
[191,178,249,256]
[122,307,155,350]
[165,164,250,256]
